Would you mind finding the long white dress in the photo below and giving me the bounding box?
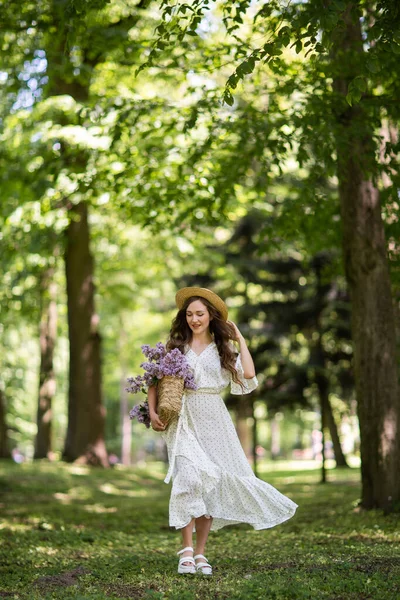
[161,342,298,531]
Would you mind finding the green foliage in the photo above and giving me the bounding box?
[148,0,400,107]
[139,0,400,287]
[67,0,112,16]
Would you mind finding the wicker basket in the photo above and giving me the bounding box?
[157,376,185,426]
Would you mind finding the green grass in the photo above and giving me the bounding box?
[0,459,399,599]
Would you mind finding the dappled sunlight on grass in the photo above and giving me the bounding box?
[34,546,59,556]
[0,520,36,532]
[258,458,331,473]
[258,458,361,477]
[98,482,152,497]
[68,465,91,476]
[53,486,93,505]
[53,492,73,505]
[0,460,398,599]
[83,503,118,514]
[116,461,168,481]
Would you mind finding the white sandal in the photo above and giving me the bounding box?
[177,546,196,574]
[194,553,212,575]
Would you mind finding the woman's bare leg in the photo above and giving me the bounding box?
[180,518,195,565]
[194,516,213,558]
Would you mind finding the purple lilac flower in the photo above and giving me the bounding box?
[184,371,197,390]
[140,362,163,380]
[125,374,147,395]
[141,342,166,362]
[129,400,151,428]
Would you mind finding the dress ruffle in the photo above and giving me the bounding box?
[168,419,297,531]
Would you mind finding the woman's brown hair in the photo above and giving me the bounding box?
[166,296,242,386]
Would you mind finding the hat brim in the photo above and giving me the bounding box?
[175,287,228,321]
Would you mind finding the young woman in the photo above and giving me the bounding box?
[147,287,298,575]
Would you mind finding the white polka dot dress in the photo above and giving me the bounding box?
[161,342,298,531]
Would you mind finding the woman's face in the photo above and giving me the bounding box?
[186,299,211,336]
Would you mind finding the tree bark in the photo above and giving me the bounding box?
[63,202,108,466]
[119,326,131,466]
[332,4,400,510]
[325,395,349,468]
[316,372,349,468]
[315,372,328,483]
[120,379,131,466]
[34,269,57,459]
[0,389,11,459]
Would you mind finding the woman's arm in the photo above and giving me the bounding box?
[147,385,157,414]
[148,385,166,431]
[228,321,256,379]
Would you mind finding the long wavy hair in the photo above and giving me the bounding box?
[166,296,242,385]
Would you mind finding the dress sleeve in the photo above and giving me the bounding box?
[230,353,258,395]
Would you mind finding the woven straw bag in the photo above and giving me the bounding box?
[157,376,185,426]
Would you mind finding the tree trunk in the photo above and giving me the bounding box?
[317,372,349,466]
[119,326,131,466]
[44,10,107,466]
[332,5,400,510]
[316,372,328,483]
[316,363,349,468]
[120,380,131,466]
[63,202,108,466]
[34,269,57,459]
[325,395,349,468]
[0,389,11,459]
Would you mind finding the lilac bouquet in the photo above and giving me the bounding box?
[127,342,197,427]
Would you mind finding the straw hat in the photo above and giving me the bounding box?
[175,287,228,321]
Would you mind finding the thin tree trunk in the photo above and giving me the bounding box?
[0,389,10,459]
[34,269,57,459]
[313,256,332,481]
[332,4,400,510]
[119,326,131,466]
[63,202,108,466]
[315,358,349,469]
[316,372,328,483]
[325,395,349,468]
[120,381,131,466]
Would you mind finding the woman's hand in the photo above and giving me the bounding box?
[150,412,166,432]
[227,320,243,342]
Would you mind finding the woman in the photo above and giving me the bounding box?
[147,287,298,575]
